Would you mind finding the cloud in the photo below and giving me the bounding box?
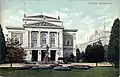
[2,9,69,27]
[18,10,25,16]
[98,5,110,14]
[75,12,83,16]
[2,9,24,27]
[60,8,71,12]
[10,16,19,20]
[42,11,68,20]
[81,16,95,26]
[64,20,72,27]
[97,16,107,20]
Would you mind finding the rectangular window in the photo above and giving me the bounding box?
[51,38,55,44]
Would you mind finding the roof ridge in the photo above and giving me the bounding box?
[26,14,58,19]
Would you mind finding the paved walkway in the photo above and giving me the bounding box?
[0,62,112,67]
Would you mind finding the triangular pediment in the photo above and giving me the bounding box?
[23,21,64,29]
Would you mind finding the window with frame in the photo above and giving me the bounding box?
[41,32,47,45]
[65,37,73,46]
[50,33,56,47]
[11,32,23,44]
[31,31,38,47]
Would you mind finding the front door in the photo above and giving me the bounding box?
[50,50,56,61]
[32,50,38,61]
[41,50,46,61]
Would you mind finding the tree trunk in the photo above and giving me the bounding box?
[10,62,12,67]
[96,62,97,66]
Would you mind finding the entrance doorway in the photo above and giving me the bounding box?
[41,50,46,61]
[50,50,56,61]
[32,50,38,61]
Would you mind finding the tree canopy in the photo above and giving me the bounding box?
[107,18,120,67]
[6,38,26,63]
[85,40,105,66]
[76,48,81,62]
[0,24,6,63]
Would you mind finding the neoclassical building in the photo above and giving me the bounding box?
[6,14,78,62]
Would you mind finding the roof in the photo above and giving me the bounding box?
[23,18,62,22]
[6,26,25,30]
[25,14,58,20]
[63,29,78,32]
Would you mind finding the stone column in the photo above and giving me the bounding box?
[29,31,31,47]
[47,31,50,45]
[47,31,50,58]
[38,31,40,47]
[73,33,76,56]
[38,50,41,62]
[56,32,58,48]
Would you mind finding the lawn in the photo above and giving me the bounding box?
[0,67,119,77]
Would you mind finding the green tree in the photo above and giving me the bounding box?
[0,24,6,63]
[85,40,105,66]
[93,40,105,66]
[76,48,80,62]
[104,45,108,61]
[107,18,120,68]
[70,53,75,62]
[85,44,93,62]
[6,38,26,67]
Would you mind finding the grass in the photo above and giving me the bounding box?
[0,67,119,77]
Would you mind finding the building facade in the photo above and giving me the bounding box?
[6,14,78,62]
[76,30,110,52]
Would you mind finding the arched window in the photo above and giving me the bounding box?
[31,31,38,47]
[50,32,56,47]
[11,32,23,44]
[67,40,70,45]
[66,39,72,46]
[41,32,47,45]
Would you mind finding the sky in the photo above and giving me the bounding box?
[0,0,120,44]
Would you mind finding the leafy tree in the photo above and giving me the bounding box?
[70,53,75,62]
[107,18,120,68]
[76,48,80,62]
[104,45,108,61]
[93,40,105,66]
[79,52,85,62]
[0,25,6,63]
[85,44,93,62]
[6,38,26,67]
[85,40,105,66]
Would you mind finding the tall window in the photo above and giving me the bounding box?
[31,31,38,47]
[50,32,56,47]
[41,32,47,46]
[64,35,73,46]
[11,32,23,44]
